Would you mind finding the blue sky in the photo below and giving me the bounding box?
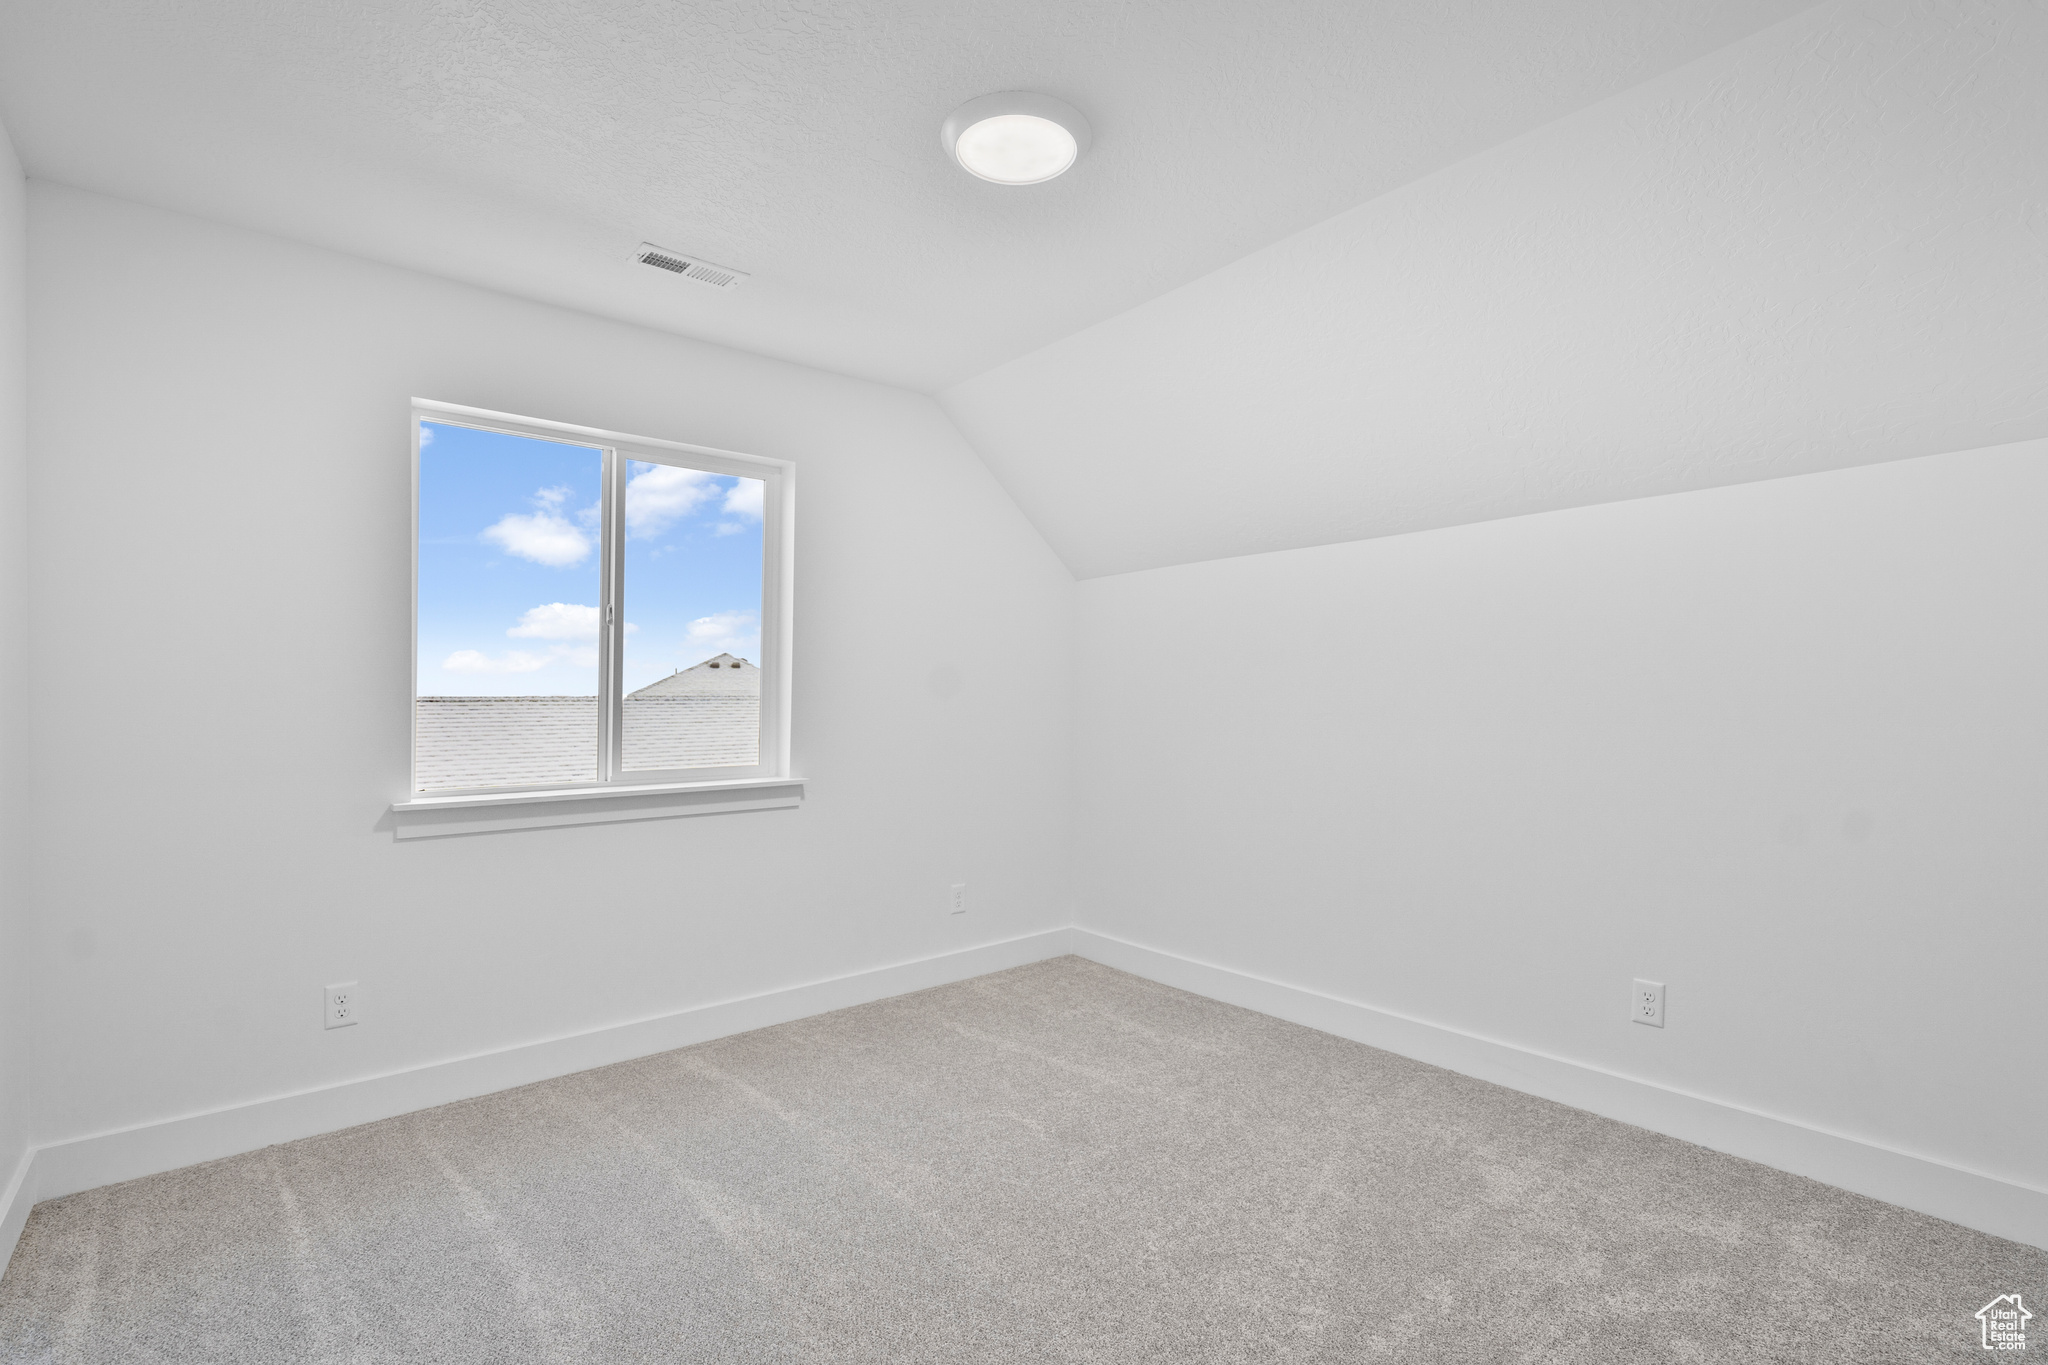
[417,422,764,697]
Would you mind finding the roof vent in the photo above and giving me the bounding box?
[635,243,750,290]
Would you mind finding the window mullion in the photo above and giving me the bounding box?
[599,448,623,782]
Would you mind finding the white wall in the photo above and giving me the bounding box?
[0,122,32,1235]
[944,0,2048,579]
[22,183,1074,1152]
[1075,439,2048,1196]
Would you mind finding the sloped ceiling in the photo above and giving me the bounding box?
[0,0,1805,392]
[943,0,2048,578]
[5,1,2037,580]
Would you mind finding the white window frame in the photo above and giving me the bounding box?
[402,398,795,808]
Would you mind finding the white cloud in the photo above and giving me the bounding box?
[626,464,719,538]
[418,425,434,446]
[481,486,592,567]
[723,478,764,521]
[507,602,600,640]
[677,610,760,667]
[441,602,642,678]
[443,649,551,674]
[686,611,754,643]
[443,642,611,675]
[714,522,744,536]
[505,602,635,640]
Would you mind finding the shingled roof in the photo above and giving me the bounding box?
[415,672,760,791]
[628,654,759,698]
[415,697,601,789]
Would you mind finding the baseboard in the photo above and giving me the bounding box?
[0,1146,31,1279]
[0,926,1078,1270]
[1069,928,2048,1252]
[7,923,2041,1278]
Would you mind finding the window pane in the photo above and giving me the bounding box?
[619,460,765,771]
[415,422,603,790]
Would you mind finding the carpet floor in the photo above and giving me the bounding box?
[1,956,2040,1363]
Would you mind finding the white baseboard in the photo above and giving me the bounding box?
[0,1146,31,1278]
[0,927,1078,1272]
[6,923,2041,1281]
[1068,928,2048,1251]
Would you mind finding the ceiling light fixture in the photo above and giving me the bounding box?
[941,92,1092,185]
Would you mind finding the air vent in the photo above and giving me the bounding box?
[635,243,750,290]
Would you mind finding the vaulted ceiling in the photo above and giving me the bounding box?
[0,0,1803,391]
[942,0,2048,576]
[4,0,2041,579]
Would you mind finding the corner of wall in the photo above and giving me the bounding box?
[0,119,37,1273]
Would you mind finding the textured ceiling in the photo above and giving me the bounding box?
[942,0,2048,578]
[0,0,1807,391]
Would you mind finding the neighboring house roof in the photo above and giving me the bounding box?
[629,654,759,698]
[415,694,758,791]
[618,696,759,771]
[415,697,599,790]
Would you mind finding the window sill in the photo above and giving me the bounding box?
[388,777,804,839]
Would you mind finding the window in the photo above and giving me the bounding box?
[411,401,792,799]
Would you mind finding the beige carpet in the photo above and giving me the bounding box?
[1,956,2040,1362]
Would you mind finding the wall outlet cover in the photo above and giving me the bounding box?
[1632,978,1665,1028]
[325,981,361,1030]
[949,883,967,915]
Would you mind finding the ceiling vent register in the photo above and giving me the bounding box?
[635,244,750,290]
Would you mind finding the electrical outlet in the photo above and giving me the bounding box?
[325,981,361,1030]
[949,883,967,915]
[1632,979,1665,1028]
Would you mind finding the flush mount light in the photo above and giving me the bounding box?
[941,92,1092,185]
